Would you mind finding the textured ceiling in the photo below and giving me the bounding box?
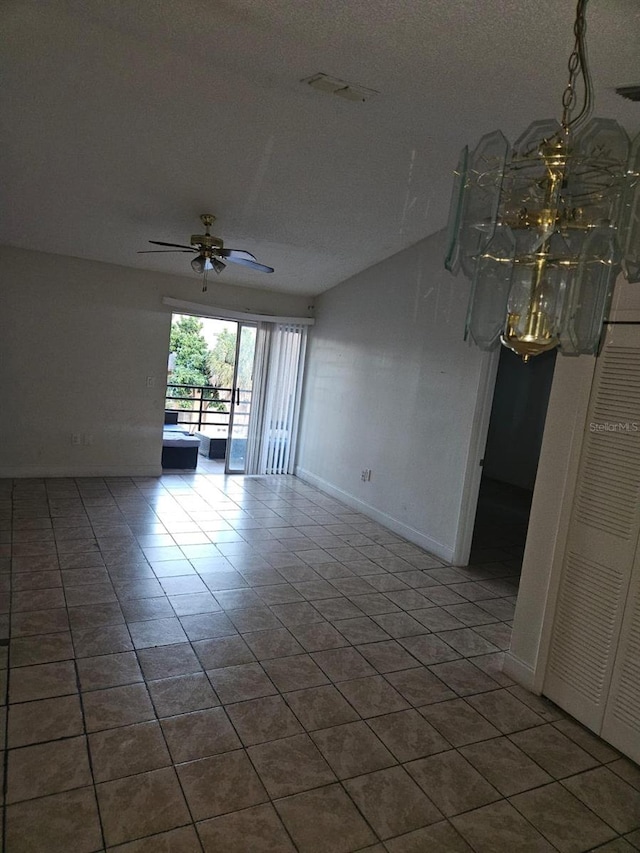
[2,0,640,296]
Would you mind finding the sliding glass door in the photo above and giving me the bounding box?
[225,323,257,474]
[165,306,309,475]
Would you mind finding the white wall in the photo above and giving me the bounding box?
[0,246,311,478]
[295,230,493,563]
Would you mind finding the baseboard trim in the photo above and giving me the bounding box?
[503,652,538,692]
[295,467,454,563]
[0,465,163,479]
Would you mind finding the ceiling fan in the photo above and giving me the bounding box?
[138,214,274,290]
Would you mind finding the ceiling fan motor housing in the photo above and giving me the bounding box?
[190,234,224,252]
[191,214,223,252]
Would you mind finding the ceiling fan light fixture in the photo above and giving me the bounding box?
[191,255,206,274]
[191,254,226,275]
[444,0,640,362]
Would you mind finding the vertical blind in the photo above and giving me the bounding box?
[246,321,308,475]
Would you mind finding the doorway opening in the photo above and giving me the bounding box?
[164,313,257,474]
[470,347,557,570]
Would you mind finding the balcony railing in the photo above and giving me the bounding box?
[165,384,247,435]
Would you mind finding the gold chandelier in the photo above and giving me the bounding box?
[445,0,640,361]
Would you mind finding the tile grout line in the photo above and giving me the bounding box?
[3,473,637,850]
[74,485,112,853]
[2,478,15,853]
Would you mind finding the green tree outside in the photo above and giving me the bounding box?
[168,316,213,409]
[168,316,252,418]
[208,327,237,389]
[208,327,254,390]
[169,316,212,385]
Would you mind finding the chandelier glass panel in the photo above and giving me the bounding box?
[445,0,640,361]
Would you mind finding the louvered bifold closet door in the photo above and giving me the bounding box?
[601,553,640,762]
[543,325,640,733]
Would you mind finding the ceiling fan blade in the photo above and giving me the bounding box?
[219,248,257,262]
[137,249,195,254]
[148,240,196,251]
[222,256,274,273]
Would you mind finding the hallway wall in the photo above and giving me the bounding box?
[296,230,492,563]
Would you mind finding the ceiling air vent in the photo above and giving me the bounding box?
[616,85,640,102]
[302,73,379,103]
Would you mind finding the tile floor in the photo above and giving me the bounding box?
[0,473,639,852]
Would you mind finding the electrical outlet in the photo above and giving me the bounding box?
[71,433,81,446]
[83,433,94,446]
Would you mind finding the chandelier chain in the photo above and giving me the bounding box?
[561,0,593,131]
